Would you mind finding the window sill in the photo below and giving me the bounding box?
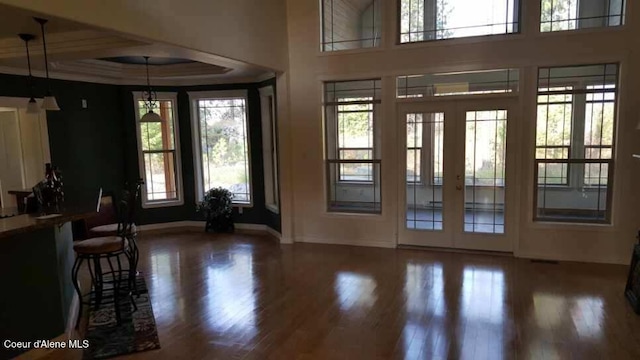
[529,220,614,231]
[317,45,385,57]
[266,204,280,214]
[536,24,625,37]
[232,203,253,209]
[142,199,184,209]
[393,32,524,51]
[336,181,375,186]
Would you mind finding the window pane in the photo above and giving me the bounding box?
[400,0,519,43]
[322,0,381,51]
[397,69,519,98]
[406,112,444,231]
[143,151,177,201]
[464,110,507,234]
[540,0,625,32]
[136,96,181,205]
[198,98,251,204]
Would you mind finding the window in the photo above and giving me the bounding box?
[397,69,519,98]
[406,112,444,231]
[321,0,381,51]
[536,86,573,185]
[133,92,183,208]
[534,64,618,223]
[324,79,381,213]
[540,0,625,32]
[190,90,252,205]
[259,85,279,213]
[399,0,519,43]
[406,113,444,185]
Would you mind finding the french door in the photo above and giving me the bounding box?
[397,98,517,252]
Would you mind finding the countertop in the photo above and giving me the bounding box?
[0,205,97,239]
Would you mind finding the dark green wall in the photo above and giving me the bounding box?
[0,73,126,205]
[0,72,281,231]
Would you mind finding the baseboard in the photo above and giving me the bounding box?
[297,235,396,249]
[516,251,626,265]
[137,221,284,243]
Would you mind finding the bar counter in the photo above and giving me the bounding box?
[0,205,97,359]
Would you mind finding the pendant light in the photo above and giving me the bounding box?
[140,56,162,122]
[34,17,60,111]
[18,33,40,114]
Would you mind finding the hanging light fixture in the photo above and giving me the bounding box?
[140,56,162,122]
[34,17,60,111]
[18,33,40,114]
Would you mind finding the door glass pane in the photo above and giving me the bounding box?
[464,110,507,234]
[406,112,444,230]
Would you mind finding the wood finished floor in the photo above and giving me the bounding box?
[39,231,640,359]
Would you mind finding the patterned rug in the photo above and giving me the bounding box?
[83,275,161,359]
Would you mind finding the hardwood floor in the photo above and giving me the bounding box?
[38,230,640,359]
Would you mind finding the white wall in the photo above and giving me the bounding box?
[0,103,50,208]
[0,110,23,207]
[0,0,289,71]
[282,0,640,263]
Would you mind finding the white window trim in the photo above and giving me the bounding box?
[259,85,280,214]
[188,90,253,208]
[132,91,184,209]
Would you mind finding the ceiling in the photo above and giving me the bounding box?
[101,56,195,66]
[0,3,273,85]
[0,5,84,38]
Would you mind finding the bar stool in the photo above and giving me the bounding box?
[88,182,142,294]
[71,183,140,328]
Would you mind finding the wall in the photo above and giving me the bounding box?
[0,73,126,205]
[283,0,640,263]
[0,0,289,71]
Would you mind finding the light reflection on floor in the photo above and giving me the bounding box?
[123,233,638,360]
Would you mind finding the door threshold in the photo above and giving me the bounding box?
[397,244,513,257]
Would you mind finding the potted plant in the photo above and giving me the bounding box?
[197,187,234,232]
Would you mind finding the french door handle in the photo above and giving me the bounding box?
[456,185,462,191]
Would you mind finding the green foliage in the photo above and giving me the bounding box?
[400,0,454,40]
[197,187,234,218]
[540,0,576,31]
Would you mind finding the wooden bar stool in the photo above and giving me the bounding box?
[71,182,140,328]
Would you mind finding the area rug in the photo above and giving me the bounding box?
[83,274,161,359]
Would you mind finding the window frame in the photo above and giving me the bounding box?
[188,90,253,207]
[132,91,184,209]
[539,0,626,33]
[323,79,382,214]
[535,85,575,186]
[334,97,376,184]
[320,0,382,53]
[396,0,522,45]
[533,63,619,224]
[259,85,280,214]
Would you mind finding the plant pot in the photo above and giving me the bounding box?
[204,213,234,233]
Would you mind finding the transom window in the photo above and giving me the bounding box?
[190,90,252,205]
[534,64,618,223]
[321,0,381,51]
[399,0,520,43]
[133,92,183,208]
[540,0,625,32]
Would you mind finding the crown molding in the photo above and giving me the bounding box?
[0,30,145,59]
[0,64,272,86]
